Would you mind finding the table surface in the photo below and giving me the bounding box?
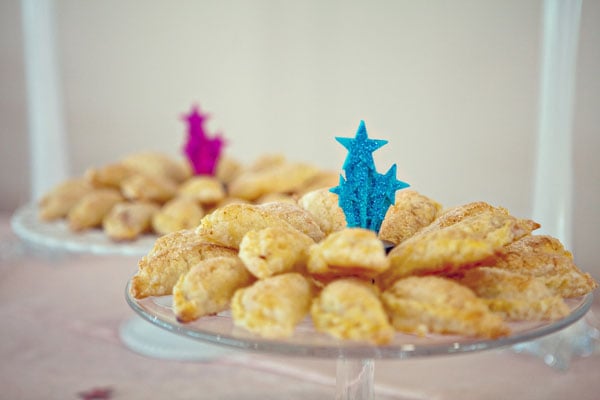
[1,213,599,400]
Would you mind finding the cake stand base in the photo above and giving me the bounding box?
[336,358,374,400]
[119,315,233,361]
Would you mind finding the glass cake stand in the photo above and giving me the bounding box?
[10,204,233,361]
[125,279,593,400]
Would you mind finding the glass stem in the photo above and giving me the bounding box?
[335,358,374,400]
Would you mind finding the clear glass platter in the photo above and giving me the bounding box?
[11,203,155,256]
[126,278,593,399]
[125,280,592,359]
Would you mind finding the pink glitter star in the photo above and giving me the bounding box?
[78,387,113,400]
[182,104,225,175]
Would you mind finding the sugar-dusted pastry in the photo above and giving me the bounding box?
[297,188,346,236]
[151,197,205,235]
[120,173,178,204]
[196,203,298,249]
[228,161,320,201]
[457,267,570,321]
[103,201,160,241]
[231,272,315,338]
[173,256,253,323]
[239,227,314,279]
[381,276,509,338]
[255,193,298,205]
[379,209,540,288]
[178,176,226,205]
[130,229,238,299]
[121,151,189,183]
[245,153,286,172]
[296,170,339,195]
[307,228,390,279]
[378,190,442,245]
[67,188,123,231]
[215,155,242,184]
[490,235,598,298]
[258,201,325,242]
[84,162,137,189]
[38,178,94,221]
[311,278,394,345]
[418,201,502,235]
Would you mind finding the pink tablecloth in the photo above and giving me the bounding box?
[1,213,599,400]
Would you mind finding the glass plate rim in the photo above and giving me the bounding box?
[125,279,593,360]
[11,203,156,256]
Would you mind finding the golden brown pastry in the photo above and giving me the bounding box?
[458,267,570,321]
[231,272,315,338]
[121,151,189,183]
[379,208,540,288]
[311,278,394,345]
[130,229,237,299]
[254,193,298,205]
[490,235,598,298]
[120,173,178,204]
[245,153,286,172]
[307,228,390,279]
[84,163,137,189]
[38,179,94,221]
[295,170,339,196]
[151,197,205,235]
[195,203,298,249]
[418,201,502,235]
[258,201,325,242]
[378,189,442,245]
[178,176,226,205]
[67,189,123,231]
[297,188,346,236]
[381,276,509,338]
[238,227,314,279]
[173,256,253,323]
[103,201,160,241]
[228,161,320,201]
[214,155,242,184]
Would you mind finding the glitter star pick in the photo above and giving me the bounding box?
[182,104,225,175]
[330,121,409,232]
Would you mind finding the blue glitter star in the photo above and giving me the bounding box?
[331,121,409,232]
[336,120,387,172]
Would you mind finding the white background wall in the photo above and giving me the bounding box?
[1,0,598,278]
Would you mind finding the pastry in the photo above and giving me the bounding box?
[195,203,299,249]
[228,161,320,201]
[379,207,540,288]
[173,256,253,322]
[490,235,598,298]
[381,276,509,338]
[103,201,160,241]
[258,201,325,242]
[231,272,315,338]
[84,163,137,189]
[378,189,442,245]
[130,229,237,299]
[239,227,314,279]
[458,267,570,321]
[121,151,190,183]
[152,197,205,235]
[67,188,123,231]
[297,188,347,236]
[120,173,178,204]
[311,278,394,344]
[307,228,390,279]
[178,176,226,205]
[38,179,93,221]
